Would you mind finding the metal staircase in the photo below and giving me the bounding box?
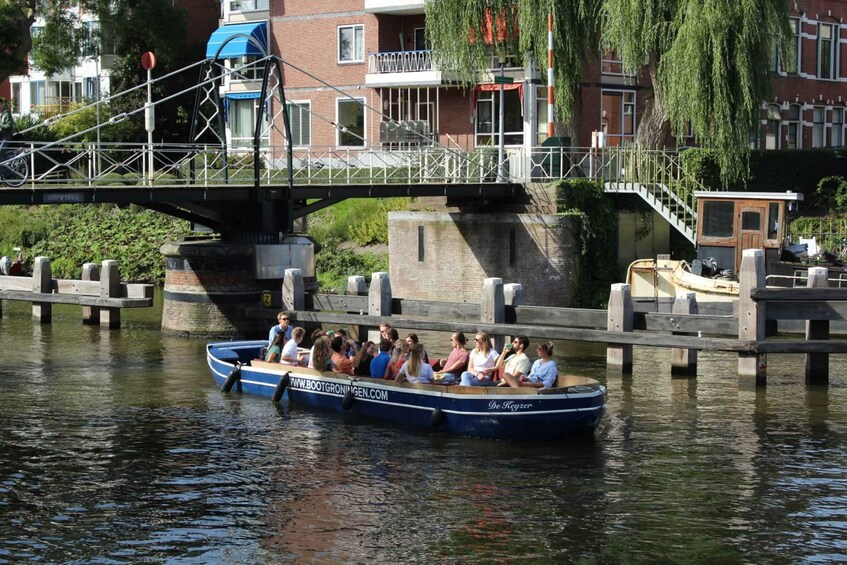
[600,146,711,245]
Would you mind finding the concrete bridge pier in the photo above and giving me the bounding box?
[160,237,314,337]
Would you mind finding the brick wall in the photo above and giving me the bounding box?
[387,212,579,306]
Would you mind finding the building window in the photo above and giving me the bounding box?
[10,83,20,113]
[818,23,837,79]
[84,77,99,100]
[413,27,428,51]
[30,81,45,107]
[601,50,633,77]
[765,104,781,149]
[601,90,636,146]
[230,97,269,148]
[812,106,826,147]
[536,86,548,145]
[286,101,311,147]
[228,55,265,82]
[474,89,524,147]
[776,18,801,74]
[230,0,258,12]
[337,98,365,146]
[833,108,844,147]
[786,104,801,149]
[338,25,364,63]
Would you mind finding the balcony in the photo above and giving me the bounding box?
[365,50,442,87]
[224,0,269,23]
[364,0,425,15]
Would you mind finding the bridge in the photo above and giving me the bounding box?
[0,54,706,242]
[0,51,709,336]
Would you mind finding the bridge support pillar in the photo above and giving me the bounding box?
[160,240,259,337]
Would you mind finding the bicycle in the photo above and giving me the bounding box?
[0,147,28,187]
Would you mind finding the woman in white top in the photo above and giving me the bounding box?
[395,343,434,384]
[459,331,499,386]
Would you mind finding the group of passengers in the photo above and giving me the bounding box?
[264,314,559,389]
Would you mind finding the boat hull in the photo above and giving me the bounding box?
[207,341,605,441]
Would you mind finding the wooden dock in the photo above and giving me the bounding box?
[0,257,154,328]
[246,250,847,387]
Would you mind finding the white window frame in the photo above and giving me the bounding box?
[473,89,524,148]
[765,104,781,149]
[779,18,801,74]
[286,101,311,147]
[337,24,365,64]
[336,97,366,148]
[785,104,802,149]
[817,22,838,80]
[833,108,844,147]
[229,96,270,149]
[812,106,826,147]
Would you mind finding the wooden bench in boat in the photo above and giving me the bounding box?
[248,361,599,395]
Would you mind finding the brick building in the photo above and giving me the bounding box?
[208,0,846,155]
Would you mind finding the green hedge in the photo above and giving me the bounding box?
[681,148,847,198]
[556,179,619,308]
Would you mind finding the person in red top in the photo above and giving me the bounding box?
[330,335,354,375]
[436,332,469,385]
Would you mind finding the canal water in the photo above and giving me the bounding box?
[1,299,846,563]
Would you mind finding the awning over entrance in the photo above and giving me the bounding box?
[206,22,268,59]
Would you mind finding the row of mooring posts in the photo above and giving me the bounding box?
[0,257,154,328]
[607,249,837,385]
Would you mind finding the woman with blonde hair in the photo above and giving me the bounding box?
[395,342,434,384]
[384,341,408,380]
[459,331,499,386]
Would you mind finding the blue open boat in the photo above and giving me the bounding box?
[207,340,606,441]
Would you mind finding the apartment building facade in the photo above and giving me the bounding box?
[8,1,218,118]
[207,0,846,155]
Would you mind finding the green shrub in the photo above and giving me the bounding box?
[315,238,388,294]
[556,179,620,308]
[812,176,847,212]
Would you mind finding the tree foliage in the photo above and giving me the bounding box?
[424,0,792,183]
[0,0,36,81]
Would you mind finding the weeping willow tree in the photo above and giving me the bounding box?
[425,0,792,183]
[426,0,601,142]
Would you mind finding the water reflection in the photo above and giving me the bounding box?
[0,300,846,562]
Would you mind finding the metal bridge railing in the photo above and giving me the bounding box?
[2,142,704,194]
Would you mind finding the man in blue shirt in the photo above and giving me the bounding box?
[268,311,293,346]
[369,339,392,379]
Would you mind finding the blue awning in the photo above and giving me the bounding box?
[206,22,268,59]
[225,92,261,100]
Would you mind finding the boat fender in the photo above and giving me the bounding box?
[222,363,242,392]
[431,407,444,428]
[342,389,355,410]
[272,372,291,403]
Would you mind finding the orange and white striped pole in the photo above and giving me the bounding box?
[547,12,554,138]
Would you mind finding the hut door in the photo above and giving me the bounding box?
[736,207,764,272]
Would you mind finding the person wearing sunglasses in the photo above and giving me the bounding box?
[268,311,293,347]
[459,331,499,386]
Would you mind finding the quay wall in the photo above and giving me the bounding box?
[387,211,580,307]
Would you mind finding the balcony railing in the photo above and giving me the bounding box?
[367,50,436,74]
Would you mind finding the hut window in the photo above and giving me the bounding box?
[702,201,734,238]
[741,211,761,231]
[767,203,779,240]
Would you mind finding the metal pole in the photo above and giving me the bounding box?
[145,68,154,184]
[497,54,506,183]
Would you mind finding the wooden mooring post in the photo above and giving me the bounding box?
[82,262,100,324]
[481,277,505,351]
[347,275,368,340]
[368,272,391,344]
[805,266,829,385]
[738,249,767,384]
[671,292,698,375]
[607,283,634,373]
[33,256,52,323]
